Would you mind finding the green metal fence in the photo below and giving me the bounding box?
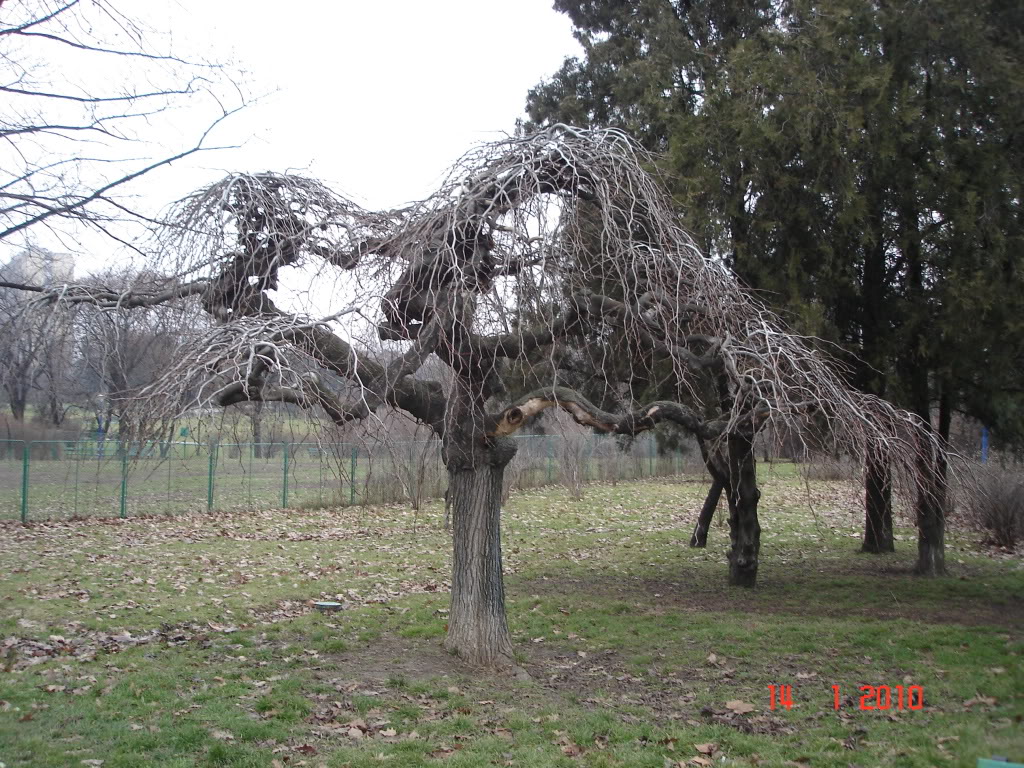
[0,434,696,522]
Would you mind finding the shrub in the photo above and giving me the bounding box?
[966,465,1024,549]
[799,458,853,482]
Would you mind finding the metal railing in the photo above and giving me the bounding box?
[0,434,695,522]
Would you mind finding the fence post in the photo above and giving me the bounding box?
[649,437,655,476]
[73,441,81,517]
[167,444,173,514]
[248,442,254,506]
[20,443,29,524]
[119,448,128,519]
[350,445,358,505]
[547,435,554,484]
[282,442,289,508]
[207,444,217,511]
[318,446,324,504]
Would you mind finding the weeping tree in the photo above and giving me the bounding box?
[9,127,944,667]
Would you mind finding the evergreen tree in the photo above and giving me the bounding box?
[527,0,1024,574]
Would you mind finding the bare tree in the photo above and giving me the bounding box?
[72,267,198,435]
[10,127,947,668]
[0,0,242,252]
[0,247,76,422]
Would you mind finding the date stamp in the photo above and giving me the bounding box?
[768,684,925,711]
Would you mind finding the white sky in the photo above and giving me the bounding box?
[144,0,582,210]
[2,0,582,270]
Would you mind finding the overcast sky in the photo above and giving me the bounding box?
[143,0,582,210]
[4,0,583,289]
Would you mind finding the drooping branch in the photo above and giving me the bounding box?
[0,124,950,524]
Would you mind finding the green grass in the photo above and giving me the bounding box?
[0,474,1021,767]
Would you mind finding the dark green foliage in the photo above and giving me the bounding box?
[527,0,1024,449]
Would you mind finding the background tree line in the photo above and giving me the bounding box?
[525,0,1024,567]
[0,248,196,437]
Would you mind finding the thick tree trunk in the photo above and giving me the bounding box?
[857,165,891,554]
[914,426,948,577]
[913,404,948,577]
[862,452,894,553]
[725,433,761,587]
[690,478,724,548]
[9,395,26,421]
[444,459,515,667]
[914,482,946,577]
[915,381,952,575]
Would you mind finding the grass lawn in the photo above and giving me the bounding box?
[0,471,1021,767]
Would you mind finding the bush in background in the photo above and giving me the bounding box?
[965,465,1024,549]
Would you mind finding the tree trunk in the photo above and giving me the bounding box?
[251,402,263,459]
[861,452,894,553]
[690,477,724,548]
[444,458,515,667]
[914,432,947,576]
[915,483,946,577]
[9,396,26,421]
[725,433,761,587]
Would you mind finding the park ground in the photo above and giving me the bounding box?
[0,468,1021,767]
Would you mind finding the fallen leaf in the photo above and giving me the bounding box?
[726,699,755,714]
[694,743,717,755]
[963,696,997,708]
[210,729,234,741]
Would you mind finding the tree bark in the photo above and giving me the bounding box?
[725,433,761,587]
[251,402,264,459]
[914,482,946,576]
[9,396,26,421]
[912,400,948,577]
[444,456,515,667]
[907,360,947,577]
[861,452,894,553]
[690,477,724,548]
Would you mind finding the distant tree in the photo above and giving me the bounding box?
[6,129,944,667]
[72,267,198,435]
[0,247,76,422]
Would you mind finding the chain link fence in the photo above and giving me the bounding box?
[0,434,698,521]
